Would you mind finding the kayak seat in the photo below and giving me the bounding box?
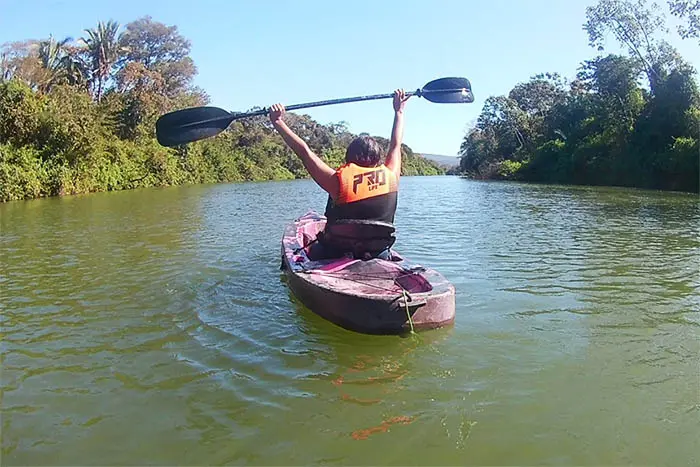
[320,219,396,260]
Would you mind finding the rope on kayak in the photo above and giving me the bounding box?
[302,265,420,333]
[401,289,415,334]
[293,237,319,255]
[314,272,416,333]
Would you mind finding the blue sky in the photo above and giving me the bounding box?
[1,0,698,156]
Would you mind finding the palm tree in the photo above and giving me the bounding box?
[81,20,123,102]
[36,35,71,91]
[38,35,71,70]
[59,53,89,87]
[35,36,89,92]
[0,51,10,82]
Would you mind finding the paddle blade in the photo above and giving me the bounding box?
[420,77,474,103]
[156,106,235,147]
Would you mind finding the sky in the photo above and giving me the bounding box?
[1,0,698,157]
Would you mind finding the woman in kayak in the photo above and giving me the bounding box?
[269,90,410,259]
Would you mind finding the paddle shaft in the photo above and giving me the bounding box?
[233,90,417,119]
[176,88,471,130]
[175,92,414,130]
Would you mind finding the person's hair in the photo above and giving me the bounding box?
[345,135,383,167]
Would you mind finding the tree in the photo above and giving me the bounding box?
[82,20,123,102]
[454,0,698,192]
[58,45,89,88]
[669,0,700,42]
[110,62,168,139]
[37,36,70,73]
[577,54,646,132]
[1,41,44,88]
[118,17,196,97]
[459,127,497,175]
[508,73,568,146]
[36,36,88,92]
[509,73,568,117]
[478,95,529,157]
[1,16,442,202]
[633,60,699,154]
[584,0,667,91]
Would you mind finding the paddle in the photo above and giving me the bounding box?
[156,77,474,147]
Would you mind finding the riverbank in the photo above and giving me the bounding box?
[456,160,700,194]
[456,1,699,195]
[0,80,443,203]
[0,17,443,203]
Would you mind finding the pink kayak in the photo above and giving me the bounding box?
[280,211,455,334]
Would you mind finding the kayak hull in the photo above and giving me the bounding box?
[281,211,455,334]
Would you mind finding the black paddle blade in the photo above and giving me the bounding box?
[156,106,235,147]
[420,77,474,103]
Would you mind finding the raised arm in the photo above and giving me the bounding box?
[385,89,411,177]
[269,104,339,198]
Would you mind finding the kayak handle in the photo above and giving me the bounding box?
[396,297,427,308]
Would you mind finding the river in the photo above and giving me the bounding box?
[1,176,698,465]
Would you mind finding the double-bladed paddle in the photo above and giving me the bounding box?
[156,76,474,147]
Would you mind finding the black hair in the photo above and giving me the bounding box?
[345,135,383,167]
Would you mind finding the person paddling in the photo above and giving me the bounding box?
[269,90,410,259]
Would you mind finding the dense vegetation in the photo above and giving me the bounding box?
[459,0,700,193]
[0,17,442,202]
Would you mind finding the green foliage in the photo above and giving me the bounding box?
[459,0,699,194]
[401,150,442,176]
[664,136,699,192]
[0,80,43,147]
[0,68,440,203]
[519,140,572,183]
[497,160,524,180]
[0,16,454,203]
[0,144,50,200]
[81,20,124,102]
[37,85,108,162]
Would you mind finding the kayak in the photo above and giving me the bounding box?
[280,211,455,334]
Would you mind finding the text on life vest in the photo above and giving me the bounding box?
[352,169,387,194]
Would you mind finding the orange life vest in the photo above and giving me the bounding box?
[325,163,399,224]
[336,163,398,204]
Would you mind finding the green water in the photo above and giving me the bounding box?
[1,177,698,465]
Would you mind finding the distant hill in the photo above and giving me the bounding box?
[418,153,460,168]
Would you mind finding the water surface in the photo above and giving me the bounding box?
[2,177,698,465]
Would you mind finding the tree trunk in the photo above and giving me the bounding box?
[96,75,103,103]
